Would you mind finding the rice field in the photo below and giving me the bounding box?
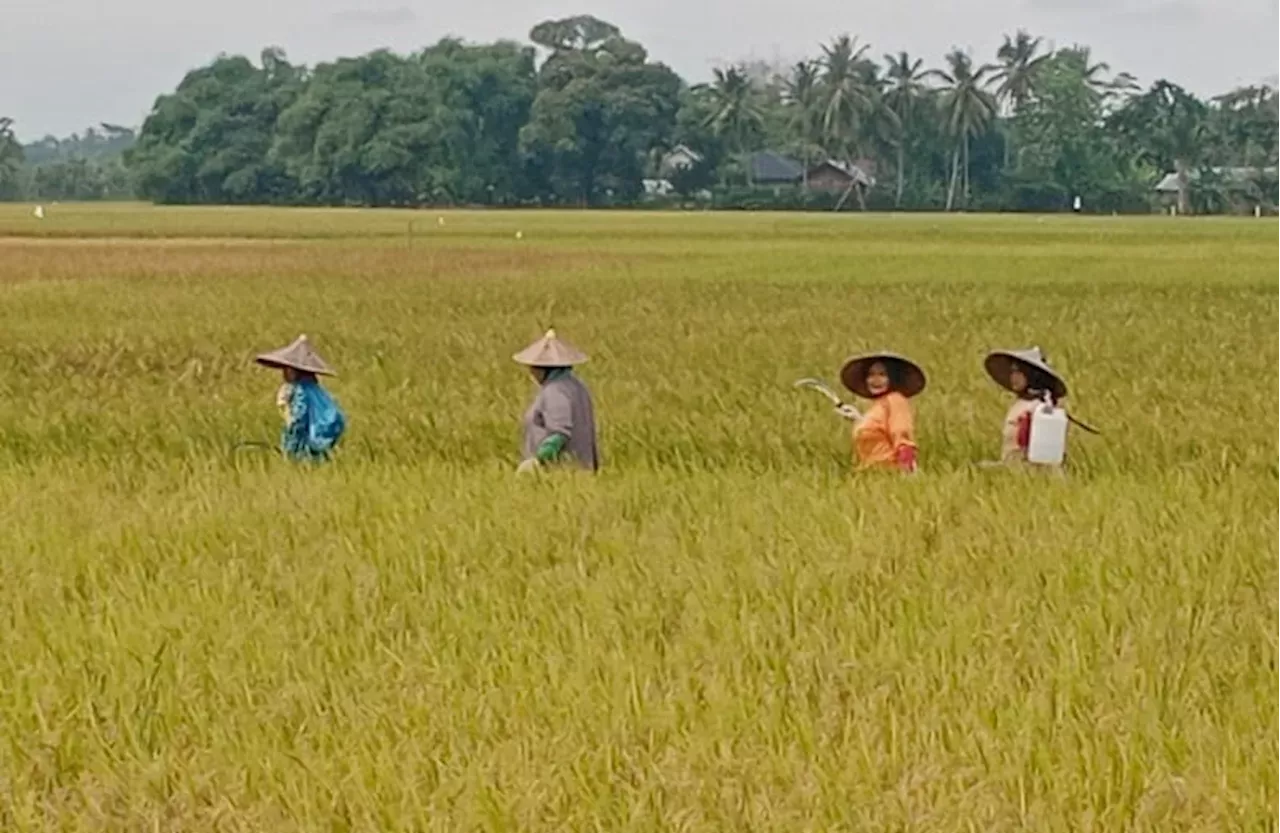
[0,203,1275,831]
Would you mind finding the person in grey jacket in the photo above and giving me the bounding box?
[513,329,599,474]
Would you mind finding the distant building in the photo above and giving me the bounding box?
[1153,166,1279,194]
[658,145,704,178]
[748,151,805,186]
[1154,166,1278,213]
[806,159,876,193]
[642,178,675,197]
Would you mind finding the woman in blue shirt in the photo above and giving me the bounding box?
[255,335,346,462]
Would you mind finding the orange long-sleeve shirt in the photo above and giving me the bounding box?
[852,391,917,470]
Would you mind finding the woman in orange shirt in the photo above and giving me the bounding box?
[836,352,925,473]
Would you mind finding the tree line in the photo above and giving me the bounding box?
[1,15,1276,213]
[0,120,136,201]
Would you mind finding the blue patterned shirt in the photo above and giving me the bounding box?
[278,379,346,461]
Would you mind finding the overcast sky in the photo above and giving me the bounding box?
[3,0,1276,140]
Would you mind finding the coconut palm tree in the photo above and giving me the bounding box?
[930,49,998,210]
[883,51,929,206]
[992,30,1049,168]
[818,35,876,163]
[1055,46,1116,104]
[700,66,766,184]
[782,60,823,186]
[850,60,897,210]
[993,30,1049,115]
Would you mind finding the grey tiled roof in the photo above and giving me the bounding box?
[750,151,804,183]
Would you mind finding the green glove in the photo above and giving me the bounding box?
[535,433,567,463]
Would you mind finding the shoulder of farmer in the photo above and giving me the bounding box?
[540,380,576,425]
[542,376,579,403]
[885,391,914,417]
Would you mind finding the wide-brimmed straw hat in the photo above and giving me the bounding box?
[512,329,589,367]
[255,334,336,376]
[840,352,926,399]
[984,346,1066,400]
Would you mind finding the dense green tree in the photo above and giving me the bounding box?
[10,122,137,200]
[520,17,682,204]
[1108,80,1210,214]
[529,15,621,53]
[29,156,133,200]
[1009,50,1149,210]
[24,124,136,166]
[271,40,535,205]
[127,48,303,203]
[0,117,24,199]
[1210,85,1279,168]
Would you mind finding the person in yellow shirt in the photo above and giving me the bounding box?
[835,351,925,473]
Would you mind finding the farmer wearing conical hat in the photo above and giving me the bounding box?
[984,346,1075,465]
[835,352,924,473]
[513,329,599,474]
[255,335,346,462]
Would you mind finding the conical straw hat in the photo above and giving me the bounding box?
[255,334,336,376]
[984,346,1066,400]
[839,351,926,399]
[512,329,589,367]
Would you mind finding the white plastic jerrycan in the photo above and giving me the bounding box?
[1026,402,1068,466]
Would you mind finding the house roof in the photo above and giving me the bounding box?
[662,144,703,165]
[658,145,705,176]
[1154,166,1279,192]
[749,151,804,183]
[809,159,876,187]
